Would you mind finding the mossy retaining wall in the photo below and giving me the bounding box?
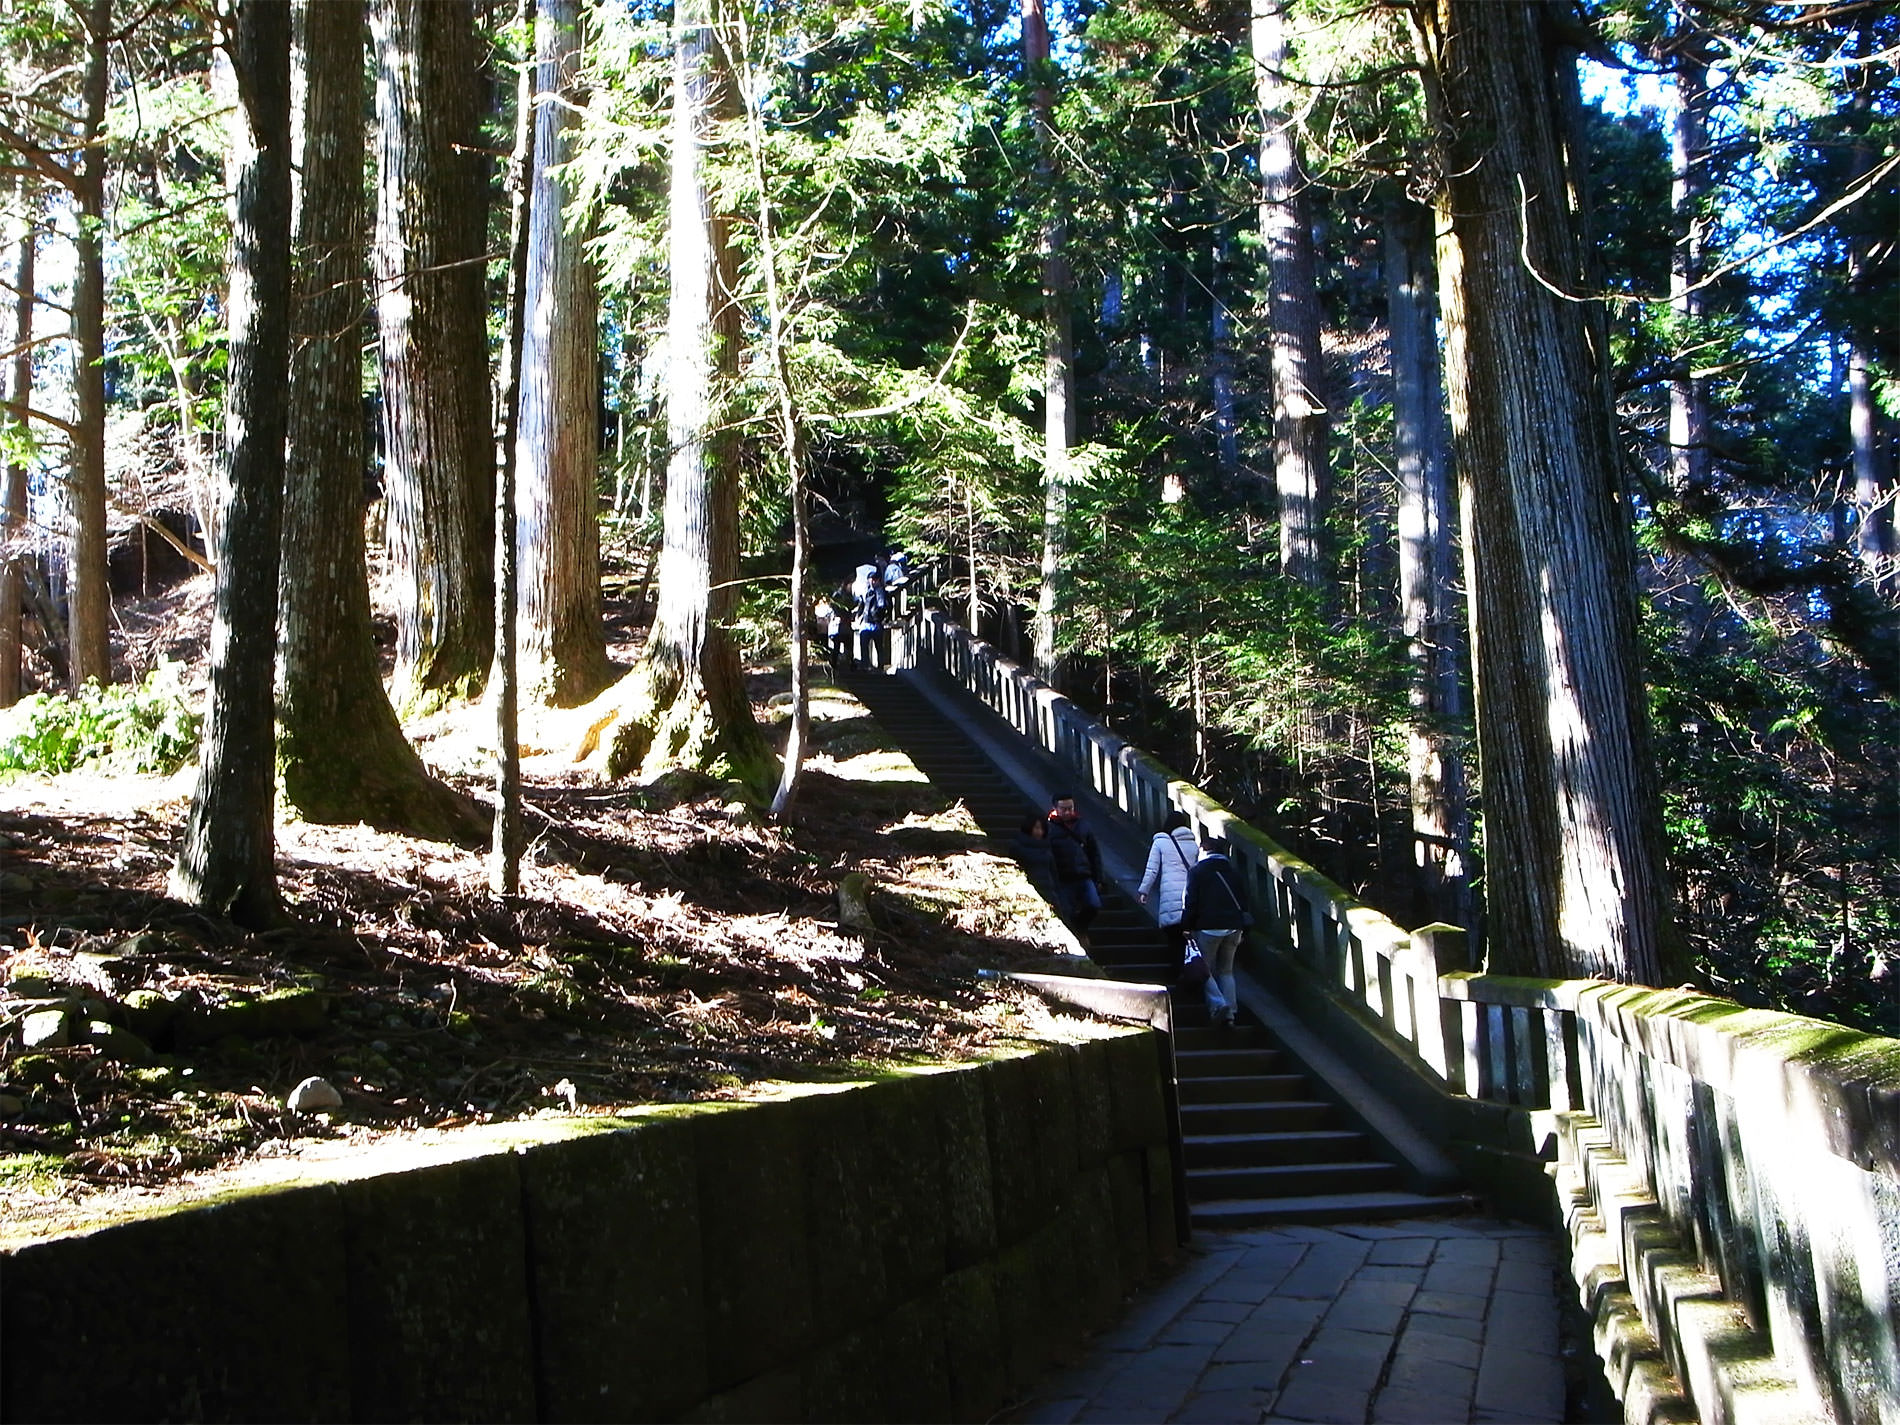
[0,1029,1179,1423]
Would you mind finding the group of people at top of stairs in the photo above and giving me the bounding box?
[1139,810,1250,1028]
[814,549,911,675]
[1012,794,1250,1027]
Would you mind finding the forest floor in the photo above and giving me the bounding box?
[0,573,1096,1243]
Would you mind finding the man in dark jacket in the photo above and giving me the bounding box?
[1046,793,1103,945]
[1182,834,1248,1027]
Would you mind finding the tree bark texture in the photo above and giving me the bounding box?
[279,0,485,847]
[586,0,769,788]
[1024,0,1074,686]
[1668,54,1711,497]
[66,0,111,689]
[1417,0,1677,984]
[514,0,608,708]
[1385,198,1469,928]
[1252,0,1331,589]
[1,212,33,707]
[170,0,292,928]
[371,0,494,708]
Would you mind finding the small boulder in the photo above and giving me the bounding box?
[83,1020,154,1066]
[287,1076,343,1114]
[19,1009,70,1050]
[120,989,179,1041]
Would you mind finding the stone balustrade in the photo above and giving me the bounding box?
[904,606,1899,1425]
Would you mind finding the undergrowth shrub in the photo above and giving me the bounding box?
[0,662,200,776]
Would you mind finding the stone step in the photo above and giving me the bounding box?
[1175,1072,1295,1106]
[1183,1128,1370,1167]
[1189,1190,1477,1230]
[1174,1050,1294,1080]
[1178,1097,1331,1135]
[1187,1159,1400,1201]
[1172,1027,1275,1053]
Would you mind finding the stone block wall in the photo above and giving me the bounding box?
[1,1029,1179,1423]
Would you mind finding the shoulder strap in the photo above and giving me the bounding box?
[1167,831,1193,872]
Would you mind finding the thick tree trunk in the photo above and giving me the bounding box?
[1251,0,1330,589]
[514,0,608,708]
[1669,54,1711,497]
[1,212,33,707]
[67,0,111,689]
[1385,197,1469,929]
[577,0,770,790]
[279,0,486,847]
[1416,0,1678,984]
[170,0,293,928]
[1025,0,1074,685]
[371,0,494,709]
[491,0,537,896]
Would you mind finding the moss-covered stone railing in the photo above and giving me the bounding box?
[905,607,1900,1425]
[1,1030,1179,1423]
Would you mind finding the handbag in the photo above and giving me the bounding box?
[1177,946,1210,988]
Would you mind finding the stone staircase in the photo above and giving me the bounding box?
[843,667,1469,1229]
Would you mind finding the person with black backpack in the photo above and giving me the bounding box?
[1182,833,1249,1028]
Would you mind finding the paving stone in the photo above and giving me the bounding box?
[1481,1300,1559,1357]
[1410,1289,1487,1320]
[1245,1297,1328,1331]
[1367,1238,1435,1267]
[1096,1251,1246,1350]
[1371,1385,1471,1423]
[1211,1326,1309,1372]
[1188,1299,1257,1325]
[1404,1309,1483,1343]
[1499,1234,1555,1263]
[1431,1238,1501,1268]
[1163,1317,1240,1347]
[1199,1359,1285,1394]
[1394,1328,1482,1371]
[1493,1257,1556,1296]
[1277,1243,1373,1300]
[1203,1270,1300,1306]
[1421,1262,1495,1297]
[1170,1388,1271,1424]
[1318,1294,1406,1335]
[1269,1378,1372,1424]
[1474,1344,1563,1421]
[1290,1328,1390,1392]
[1270,1226,1355,1244]
[1238,1243,1308,1277]
[1356,1264,1426,1287]
[1384,1352,1477,1398]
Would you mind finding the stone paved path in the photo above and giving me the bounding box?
[1007,1218,1571,1425]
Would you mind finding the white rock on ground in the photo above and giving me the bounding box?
[287,1076,343,1114]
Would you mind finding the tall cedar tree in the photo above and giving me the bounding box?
[278,0,485,844]
[170,0,292,927]
[1385,197,1469,928]
[1,211,31,706]
[1025,0,1075,685]
[580,0,771,788]
[67,0,111,687]
[1414,0,1681,984]
[514,0,610,707]
[371,0,494,708]
[1252,0,1331,588]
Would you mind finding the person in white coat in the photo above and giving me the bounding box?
[1137,810,1197,970]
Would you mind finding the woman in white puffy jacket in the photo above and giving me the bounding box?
[1137,810,1197,968]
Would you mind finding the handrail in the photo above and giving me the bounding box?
[902,602,1900,1425]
